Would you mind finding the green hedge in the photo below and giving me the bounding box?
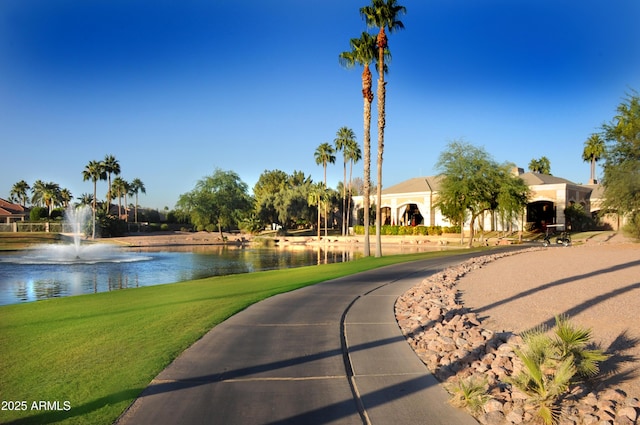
[352,225,459,236]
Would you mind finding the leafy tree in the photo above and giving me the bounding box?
[82,159,107,238]
[528,156,552,175]
[314,142,336,237]
[496,166,530,238]
[339,31,384,256]
[334,126,357,235]
[253,170,313,229]
[10,180,30,206]
[360,0,406,257]
[129,178,146,223]
[176,169,252,238]
[601,91,640,236]
[582,133,605,184]
[436,141,527,247]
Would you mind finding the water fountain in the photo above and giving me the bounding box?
[5,206,147,265]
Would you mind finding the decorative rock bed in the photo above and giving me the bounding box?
[395,249,639,425]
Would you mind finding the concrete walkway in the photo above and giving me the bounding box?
[116,253,486,425]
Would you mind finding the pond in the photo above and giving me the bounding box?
[0,245,370,306]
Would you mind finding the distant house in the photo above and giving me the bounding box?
[0,198,28,223]
[351,169,605,232]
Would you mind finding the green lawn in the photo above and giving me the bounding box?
[0,248,479,425]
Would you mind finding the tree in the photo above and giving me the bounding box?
[360,0,406,257]
[345,138,362,231]
[79,193,94,207]
[102,154,120,214]
[82,159,107,238]
[436,141,526,247]
[111,177,129,220]
[176,169,252,238]
[334,126,357,236]
[10,180,30,206]
[582,133,605,184]
[340,31,382,256]
[528,156,551,175]
[60,188,73,208]
[496,166,531,239]
[31,180,61,216]
[307,182,325,241]
[253,170,313,229]
[129,178,146,223]
[601,91,640,236]
[314,142,336,238]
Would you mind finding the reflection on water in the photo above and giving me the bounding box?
[0,243,445,306]
[0,245,361,305]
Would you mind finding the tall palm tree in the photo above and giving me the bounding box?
[314,142,336,238]
[30,180,46,207]
[10,180,30,207]
[111,177,129,220]
[339,31,384,256]
[31,181,61,216]
[102,154,120,215]
[345,139,362,231]
[79,193,94,207]
[307,182,325,241]
[129,178,146,223]
[60,188,73,208]
[582,133,605,184]
[360,0,406,257]
[334,126,357,236]
[82,160,107,238]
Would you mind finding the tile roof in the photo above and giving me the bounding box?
[382,176,443,194]
[518,172,576,186]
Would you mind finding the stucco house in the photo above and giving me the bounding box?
[0,198,28,224]
[351,169,604,232]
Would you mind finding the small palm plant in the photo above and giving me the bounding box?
[552,315,608,379]
[447,376,490,415]
[510,315,608,425]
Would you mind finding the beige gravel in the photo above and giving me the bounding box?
[456,238,640,398]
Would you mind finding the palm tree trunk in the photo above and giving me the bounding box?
[317,194,321,240]
[362,66,373,257]
[323,165,328,239]
[342,161,347,236]
[375,28,387,258]
[92,181,97,239]
[347,160,354,233]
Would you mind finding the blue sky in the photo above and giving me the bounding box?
[2,0,639,210]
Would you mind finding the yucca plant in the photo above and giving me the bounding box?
[447,376,490,414]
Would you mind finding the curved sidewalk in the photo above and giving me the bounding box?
[116,253,488,425]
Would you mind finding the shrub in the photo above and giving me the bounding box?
[160,223,169,231]
[447,377,490,415]
[30,207,48,221]
[509,315,608,425]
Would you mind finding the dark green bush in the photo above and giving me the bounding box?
[30,207,48,221]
